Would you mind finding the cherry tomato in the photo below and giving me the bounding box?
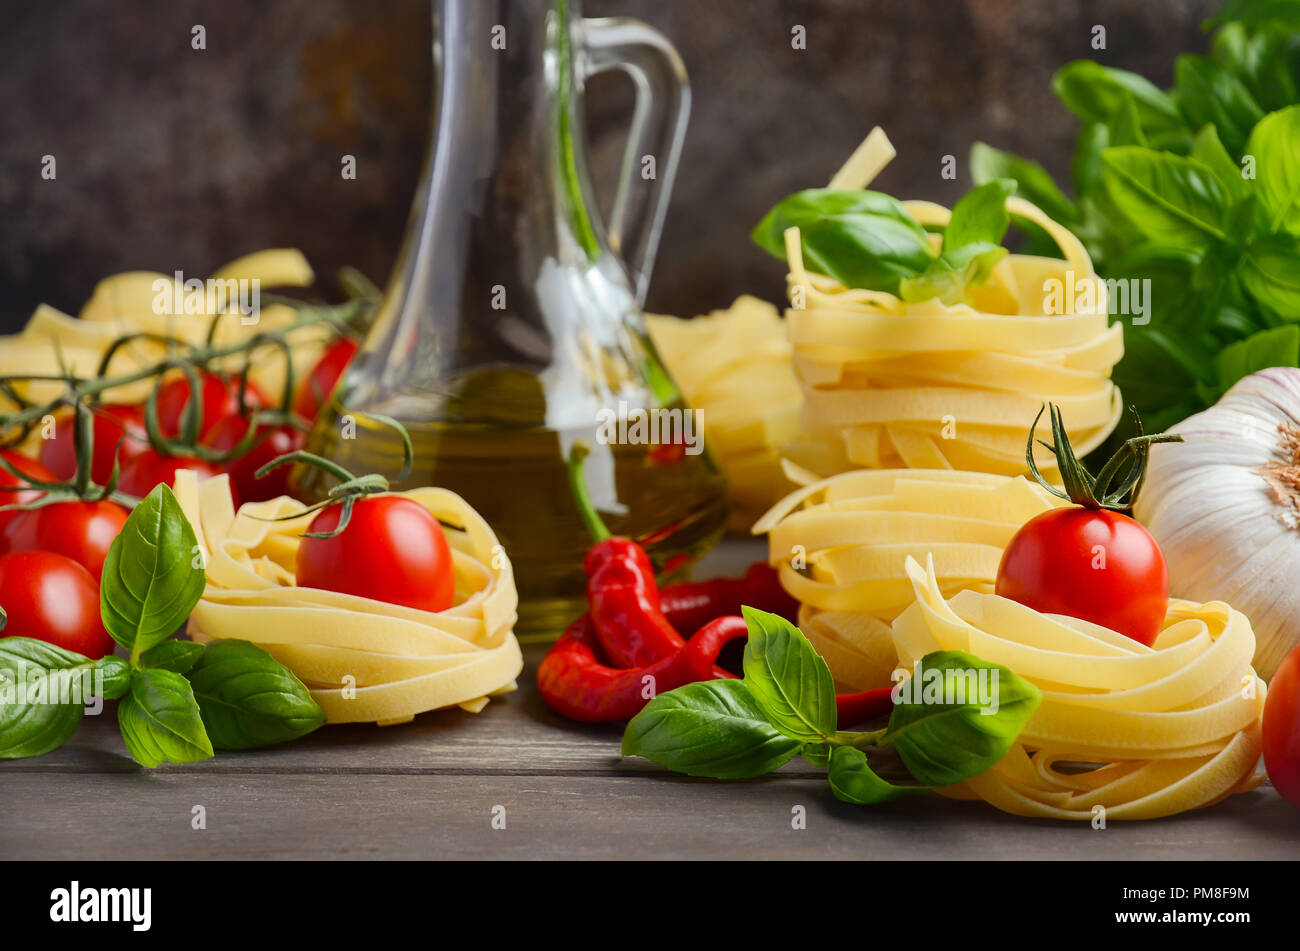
[0,450,55,537]
[118,450,232,507]
[1264,644,1300,809]
[996,507,1168,646]
[295,496,454,612]
[204,416,305,503]
[0,550,114,658]
[155,371,268,439]
[293,338,358,422]
[1,499,128,579]
[38,403,149,485]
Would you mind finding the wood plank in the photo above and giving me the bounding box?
[2,772,1296,860]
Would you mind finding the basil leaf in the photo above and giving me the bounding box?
[1105,92,1149,148]
[751,188,930,255]
[0,638,92,758]
[1245,104,1300,234]
[186,639,325,750]
[1053,60,1187,148]
[1072,123,1110,196]
[622,679,802,779]
[117,667,213,768]
[899,242,1007,305]
[96,656,132,700]
[740,606,836,742]
[944,179,1015,250]
[1216,325,1300,397]
[1174,54,1265,156]
[970,143,1077,224]
[1239,26,1300,112]
[751,189,935,294]
[1191,124,1252,203]
[883,650,1040,788]
[827,747,928,805]
[138,639,205,674]
[1099,147,1230,246]
[1205,0,1300,31]
[792,217,934,295]
[1241,232,1300,314]
[100,484,206,656]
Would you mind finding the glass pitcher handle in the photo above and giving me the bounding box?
[578,17,691,307]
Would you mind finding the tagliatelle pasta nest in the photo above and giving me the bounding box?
[781,129,1124,478]
[173,471,523,726]
[892,555,1266,820]
[646,296,803,531]
[753,468,1066,691]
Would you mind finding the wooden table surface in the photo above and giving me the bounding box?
[3,543,1298,860]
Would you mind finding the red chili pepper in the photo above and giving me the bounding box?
[658,563,798,637]
[836,687,894,729]
[583,537,687,668]
[568,444,690,668]
[537,613,748,723]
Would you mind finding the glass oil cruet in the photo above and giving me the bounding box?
[297,0,729,637]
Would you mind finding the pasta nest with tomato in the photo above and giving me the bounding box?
[892,555,1266,820]
[173,471,523,726]
[754,468,1067,692]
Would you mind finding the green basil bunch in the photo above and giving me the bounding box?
[751,179,1018,306]
[0,484,325,766]
[621,607,1040,804]
[973,0,1300,435]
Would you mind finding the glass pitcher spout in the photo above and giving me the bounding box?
[298,0,729,638]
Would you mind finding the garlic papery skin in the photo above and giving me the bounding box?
[1135,367,1300,680]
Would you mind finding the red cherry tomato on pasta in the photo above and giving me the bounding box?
[995,507,1168,647]
[295,496,455,613]
[1,499,128,579]
[0,550,114,658]
[1264,644,1300,809]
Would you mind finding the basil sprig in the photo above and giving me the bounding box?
[973,0,1300,441]
[622,608,1041,806]
[0,484,325,766]
[751,178,1017,305]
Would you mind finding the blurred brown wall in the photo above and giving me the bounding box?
[0,0,1220,331]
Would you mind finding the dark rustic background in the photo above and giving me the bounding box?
[0,0,1221,332]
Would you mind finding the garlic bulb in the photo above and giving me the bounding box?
[1135,367,1300,680]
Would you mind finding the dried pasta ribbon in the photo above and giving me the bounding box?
[174,471,523,726]
[891,555,1266,820]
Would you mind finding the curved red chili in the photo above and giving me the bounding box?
[537,613,748,723]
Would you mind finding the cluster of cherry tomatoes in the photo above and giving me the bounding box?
[0,338,358,661]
